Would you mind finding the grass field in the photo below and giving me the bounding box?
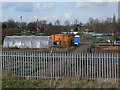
[2,76,120,88]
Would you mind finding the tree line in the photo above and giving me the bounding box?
[1,15,120,37]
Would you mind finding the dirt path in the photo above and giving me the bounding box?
[70,41,92,52]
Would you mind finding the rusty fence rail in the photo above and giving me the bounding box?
[1,51,119,81]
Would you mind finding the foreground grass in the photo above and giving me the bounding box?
[2,78,120,88]
[2,70,119,88]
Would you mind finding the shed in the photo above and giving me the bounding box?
[3,36,52,48]
[51,34,74,47]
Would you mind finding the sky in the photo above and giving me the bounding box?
[1,0,119,24]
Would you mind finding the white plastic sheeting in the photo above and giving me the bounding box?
[3,36,52,48]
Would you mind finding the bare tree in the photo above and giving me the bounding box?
[41,20,47,26]
[2,22,7,29]
[79,22,83,31]
[74,19,79,31]
[54,20,60,26]
[113,14,116,23]
[89,17,94,24]
[5,19,17,28]
[74,19,78,26]
[27,22,36,31]
[64,20,70,26]
[64,20,70,33]
[48,22,52,26]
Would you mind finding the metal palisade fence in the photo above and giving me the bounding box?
[2,51,120,81]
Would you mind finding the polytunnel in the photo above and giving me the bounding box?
[3,36,53,48]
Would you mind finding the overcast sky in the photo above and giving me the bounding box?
[1,1,119,24]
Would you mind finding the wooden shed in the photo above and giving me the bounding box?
[51,34,74,47]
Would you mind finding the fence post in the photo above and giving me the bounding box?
[117,52,120,82]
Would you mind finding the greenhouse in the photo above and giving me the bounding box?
[3,36,52,48]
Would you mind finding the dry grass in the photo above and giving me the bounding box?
[2,72,119,88]
[2,70,24,80]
